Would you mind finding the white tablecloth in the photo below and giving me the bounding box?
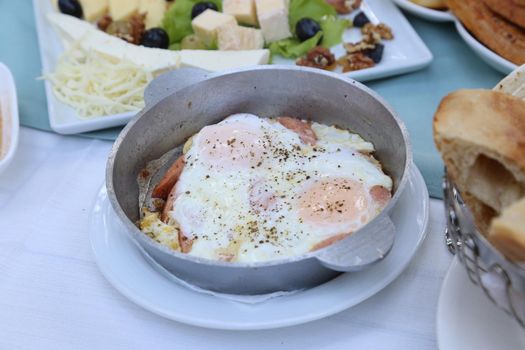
[0,127,452,350]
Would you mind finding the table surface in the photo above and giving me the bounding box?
[0,127,452,349]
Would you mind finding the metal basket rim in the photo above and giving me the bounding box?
[443,173,525,279]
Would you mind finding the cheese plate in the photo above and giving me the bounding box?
[34,0,432,135]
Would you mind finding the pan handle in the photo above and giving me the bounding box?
[315,215,396,272]
[144,68,211,107]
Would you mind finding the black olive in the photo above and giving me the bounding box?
[140,28,170,49]
[296,18,322,42]
[58,0,83,18]
[365,43,384,63]
[191,2,219,19]
[353,12,370,28]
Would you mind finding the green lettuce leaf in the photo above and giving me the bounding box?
[269,32,322,59]
[273,0,348,59]
[162,0,222,45]
[320,16,351,48]
[289,0,337,30]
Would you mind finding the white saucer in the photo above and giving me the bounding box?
[391,0,455,22]
[437,258,525,350]
[0,62,19,174]
[454,21,517,75]
[89,165,429,330]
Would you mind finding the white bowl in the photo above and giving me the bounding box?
[0,62,20,173]
[391,0,455,22]
[454,20,517,75]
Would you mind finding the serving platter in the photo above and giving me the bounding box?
[33,0,432,135]
[391,0,517,75]
[89,164,429,330]
[437,258,525,350]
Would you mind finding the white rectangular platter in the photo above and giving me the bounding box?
[33,0,432,135]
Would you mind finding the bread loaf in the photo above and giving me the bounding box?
[434,90,525,231]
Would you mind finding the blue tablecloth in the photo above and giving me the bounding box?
[0,1,505,198]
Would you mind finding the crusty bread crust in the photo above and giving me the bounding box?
[446,0,525,65]
[434,90,525,215]
[483,0,525,29]
[410,0,447,10]
[495,63,525,99]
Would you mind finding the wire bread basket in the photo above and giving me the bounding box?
[443,173,525,328]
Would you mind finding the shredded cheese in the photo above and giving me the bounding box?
[44,43,155,118]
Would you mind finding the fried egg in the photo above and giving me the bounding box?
[146,113,392,263]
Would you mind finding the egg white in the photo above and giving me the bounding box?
[152,114,392,263]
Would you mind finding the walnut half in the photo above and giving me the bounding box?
[362,23,394,41]
[296,47,337,70]
[338,52,375,73]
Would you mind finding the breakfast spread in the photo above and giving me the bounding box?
[139,114,392,263]
[446,0,525,65]
[434,64,525,262]
[6,0,525,339]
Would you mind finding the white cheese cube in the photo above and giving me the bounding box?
[223,0,258,26]
[191,9,236,47]
[79,0,109,21]
[180,49,270,72]
[139,0,166,29]
[255,0,292,43]
[218,23,264,50]
[109,0,139,21]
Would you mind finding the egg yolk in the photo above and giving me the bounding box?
[196,121,266,168]
[298,178,369,227]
